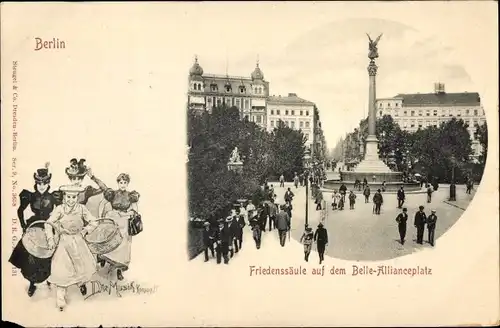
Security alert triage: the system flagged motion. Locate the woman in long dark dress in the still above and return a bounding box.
[8,163,62,297]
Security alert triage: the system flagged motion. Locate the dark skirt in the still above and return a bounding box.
[9,235,52,283]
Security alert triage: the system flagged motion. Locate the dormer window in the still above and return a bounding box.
[239,85,246,93]
[210,82,218,92]
[225,82,232,93]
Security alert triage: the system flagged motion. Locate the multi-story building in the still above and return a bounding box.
[187,56,269,129]
[267,93,315,148]
[376,83,487,157]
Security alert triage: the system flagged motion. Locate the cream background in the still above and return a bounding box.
[1,2,498,327]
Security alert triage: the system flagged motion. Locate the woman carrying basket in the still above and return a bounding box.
[99,173,140,281]
[8,163,62,297]
[45,184,100,311]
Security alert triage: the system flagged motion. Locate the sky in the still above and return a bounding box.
[176,4,497,150]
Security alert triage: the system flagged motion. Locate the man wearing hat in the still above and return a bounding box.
[268,198,278,231]
[228,215,242,255]
[395,207,409,245]
[414,205,427,245]
[300,225,314,262]
[215,218,231,264]
[202,221,215,262]
[426,210,438,247]
[314,222,329,264]
[397,186,406,209]
[372,189,384,215]
[275,205,291,247]
[251,217,262,249]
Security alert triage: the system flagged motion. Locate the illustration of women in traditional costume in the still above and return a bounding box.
[45,184,99,311]
[99,173,140,281]
[64,158,108,205]
[8,163,62,297]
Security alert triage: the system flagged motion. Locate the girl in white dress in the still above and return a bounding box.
[45,184,98,311]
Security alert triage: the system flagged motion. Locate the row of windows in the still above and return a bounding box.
[270,120,310,129]
[193,83,265,95]
[269,109,310,116]
[379,102,400,108]
[380,108,481,117]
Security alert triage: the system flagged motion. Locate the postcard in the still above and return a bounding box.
[2,2,498,327]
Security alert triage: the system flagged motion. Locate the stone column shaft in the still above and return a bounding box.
[367,61,378,137]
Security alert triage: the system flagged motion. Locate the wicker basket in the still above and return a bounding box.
[84,218,122,255]
[22,220,60,259]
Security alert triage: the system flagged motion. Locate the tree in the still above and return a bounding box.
[475,122,488,164]
[269,120,307,180]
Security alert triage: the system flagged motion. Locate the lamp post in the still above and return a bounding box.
[304,149,312,228]
[449,155,456,201]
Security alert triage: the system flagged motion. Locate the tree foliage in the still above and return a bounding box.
[187,105,307,221]
[342,116,479,183]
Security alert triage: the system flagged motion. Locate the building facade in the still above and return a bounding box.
[267,93,315,148]
[187,56,269,129]
[376,83,487,157]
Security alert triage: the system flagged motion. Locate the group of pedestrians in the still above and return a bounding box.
[201,181,295,265]
[395,205,438,246]
[299,222,329,264]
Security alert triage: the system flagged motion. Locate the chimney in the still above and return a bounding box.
[434,82,445,94]
[288,93,297,97]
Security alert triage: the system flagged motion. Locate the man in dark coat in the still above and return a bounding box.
[339,183,347,203]
[372,189,384,214]
[426,210,438,246]
[251,218,262,249]
[284,188,294,205]
[314,222,329,264]
[268,199,277,231]
[275,205,291,247]
[202,222,215,262]
[363,185,371,203]
[230,216,242,254]
[215,219,231,264]
[414,205,427,245]
[397,186,405,209]
[395,208,409,245]
[236,212,246,249]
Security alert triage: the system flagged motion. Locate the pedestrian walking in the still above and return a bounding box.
[246,201,256,221]
[414,205,427,245]
[229,216,242,254]
[315,189,323,211]
[294,173,299,189]
[251,218,262,249]
[279,174,285,188]
[284,188,294,206]
[348,190,356,210]
[300,225,314,262]
[426,210,437,246]
[215,219,231,264]
[395,208,409,245]
[381,181,386,192]
[362,177,368,190]
[314,222,328,264]
[331,190,339,210]
[466,179,473,194]
[275,205,291,247]
[284,202,293,227]
[363,185,371,203]
[226,216,236,258]
[426,184,433,203]
[397,186,405,208]
[268,199,277,231]
[372,189,383,215]
[339,183,347,203]
[202,222,215,262]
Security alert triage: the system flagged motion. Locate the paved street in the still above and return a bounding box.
[191,182,477,264]
[275,182,475,261]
